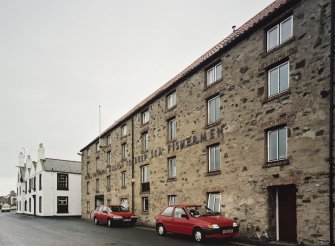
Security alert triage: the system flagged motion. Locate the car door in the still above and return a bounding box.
[171,207,193,235]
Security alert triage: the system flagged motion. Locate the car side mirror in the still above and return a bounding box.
[181,214,188,219]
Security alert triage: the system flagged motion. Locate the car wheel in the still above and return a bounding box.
[94,217,99,225]
[156,223,166,236]
[193,228,205,243]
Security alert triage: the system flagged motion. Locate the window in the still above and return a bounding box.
[87,148,91,157]
[122,143,127,160]
[39,174,42,190]
[141,165,150,192]
[168,195,176,206]
[121,171,126,187]
[167,92,176,109]
[96,157,99,172]
[142,132,148,151]
[25,181,27,194]
[208,145,221,172]
[28,178,31,193]
[96,179,100,193]
[57,196,68,213]
[208,193,221,212]
[107,176,111,189]
[107,151,112,165]
[268,127,287,162]
[39,196,42,213]
[208,96,220,124]
[168,157,176,179]
[87,201,90,213]
[161,206,173,216]
[142,110,149,124]
[29,198,31,212]
[268,61,289,97]
[174,207,187,218]
[142,197,149,212]
[87,182,90,194]
[33,177,36,191]
[86,161,89,174]
[96,141,100,152]
[107,134,112,145]
[267,16,293,51]
[57,173,68,190]
[121,125,127,137]
[168,118,176,140]
[207,63,222,86]
[121,198,128,209]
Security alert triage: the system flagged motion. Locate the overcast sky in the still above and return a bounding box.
[0,0,273,196]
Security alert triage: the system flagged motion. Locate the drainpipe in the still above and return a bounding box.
[329,0,334,244]
[131,116,135,213]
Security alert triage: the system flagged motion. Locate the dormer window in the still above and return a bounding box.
[267,16,293,51]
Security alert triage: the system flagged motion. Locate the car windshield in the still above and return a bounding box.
[109,206,129,212]
[186,205,220,217]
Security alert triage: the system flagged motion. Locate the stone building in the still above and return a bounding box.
[80,0,334,244]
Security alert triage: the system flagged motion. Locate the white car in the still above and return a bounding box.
[1,204,11,212]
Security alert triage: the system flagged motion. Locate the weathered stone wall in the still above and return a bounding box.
[81,0,332,245]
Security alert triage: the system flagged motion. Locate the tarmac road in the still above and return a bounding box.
[0,212,263,246]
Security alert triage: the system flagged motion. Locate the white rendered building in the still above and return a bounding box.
[16,144,81,216]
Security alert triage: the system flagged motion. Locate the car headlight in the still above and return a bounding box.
[112,215,123,219]
[208,224,220,229]
[233,222,238,227]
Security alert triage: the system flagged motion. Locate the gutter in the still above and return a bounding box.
[131,116,135,213]
[329,0,334,244]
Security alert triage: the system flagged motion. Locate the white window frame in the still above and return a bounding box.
[207,63,222,86]
[121,125,127,137]
[141,165,149,183]
[142,132,148,151]
[167,92,177,109]
[208,145,221,172]
[268,61,289,97]
[142,110,150,124]
[107,176,111,189]
[142,197,149,212]
[208,193,221,212]
[208,96,220,124]
[168,118,176,140]
[87,148,91,157]
[267,127,288,162]
[122,143,127,159]
[168,157,176,179]
[267,16,293,51]
[96,142,100,152]
[121,171,126,187]
[107,151,112,165]
[168,195,176,206]
[107,134,112,145]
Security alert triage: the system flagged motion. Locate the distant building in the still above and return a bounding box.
[16,144,81,216]
[0,190,17,210]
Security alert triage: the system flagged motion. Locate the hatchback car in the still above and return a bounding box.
[93,205,137,227]
[155,204,239,242]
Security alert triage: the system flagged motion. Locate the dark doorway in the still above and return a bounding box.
[32,195,36,216]
[268,185,297,243]
[95,195,104,209]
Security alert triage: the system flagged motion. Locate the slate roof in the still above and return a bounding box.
[81,0,293,151]
[44,158,81,174]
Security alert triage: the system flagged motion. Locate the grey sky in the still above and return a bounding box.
[0,0,273,195]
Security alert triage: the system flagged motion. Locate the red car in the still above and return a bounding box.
[155,204,239,242]
[93,205,137,227]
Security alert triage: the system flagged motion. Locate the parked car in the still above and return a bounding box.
[93,205,137,227]
[1,204,11,213]
[155,204,239,242]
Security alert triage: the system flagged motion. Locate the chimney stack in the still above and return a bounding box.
[26,155,32,169]
[38,143,45,161]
